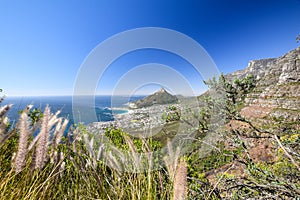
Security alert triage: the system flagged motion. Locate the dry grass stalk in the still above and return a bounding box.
[274,134,300,171]
[0,116,9,141]
[50,118,68,163]
[0,116,9,134]
[173,158,187,200]
[34,106,51,169]
[124,135,140,171]
[0,104,13,143]
[83,134,95,158]
[53,118,62,137]
[49,110,61,127]
[14,105,32,172]
[96,144,104,160]
[164,139,180,180]
[28,132,40,152]
[108,152,122,173]
[59,161,66,177]
[83,134,98,168]
[106,150,123,174]
[59,152,65,175]
[0,104,12,118]
[53,118,68,147]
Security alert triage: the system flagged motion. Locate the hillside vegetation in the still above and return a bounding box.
[0,48,300,199]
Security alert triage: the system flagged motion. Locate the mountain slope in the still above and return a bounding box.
[130,88,178,108]
[226,47,300,120]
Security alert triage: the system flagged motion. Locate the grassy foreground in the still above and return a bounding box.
[0,103,224,199]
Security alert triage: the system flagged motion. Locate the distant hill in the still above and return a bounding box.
[130,88,178,108]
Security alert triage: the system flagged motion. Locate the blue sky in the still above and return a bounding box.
[0,0,300,96]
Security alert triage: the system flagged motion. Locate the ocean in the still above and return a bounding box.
[2,95,144,126]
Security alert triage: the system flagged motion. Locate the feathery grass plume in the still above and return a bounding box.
[0,104,12,118]
[106,151,122,174]
[124,135,140,171]
[71,128,80,154]
[27,110,54,153]
[27,131,40,152]
[59,161,65,177]
[0,116,9,134]
[96,144,104,160]
[83,134,95,158]
[163,139,180,180]
[51,118,62,146]
[58,151,65,177]
[49,110,61,127]
[0,104,12,141]
[83,134,98,168]
[50,150,58,164]
[49,118,69,163]
[0,116,9,142]
[173,158,187,200]
[33,105,51,169]
[14,105,32,172]
[103,144,125,174]
[53,118,68,146]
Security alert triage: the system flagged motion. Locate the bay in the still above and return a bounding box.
[2,95,144,126]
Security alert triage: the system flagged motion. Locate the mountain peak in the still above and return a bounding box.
[130,88,178,108]
[157,87,168,94]
[158,87,166,92]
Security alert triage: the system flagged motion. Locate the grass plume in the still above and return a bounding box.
[173,158,187,200]
[14,105,32,172]
[33,106,51,169]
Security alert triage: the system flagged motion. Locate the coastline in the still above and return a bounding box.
[87,104,177,134]
[112,107,133,119]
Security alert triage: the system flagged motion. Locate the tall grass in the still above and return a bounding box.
[0,104,187,200]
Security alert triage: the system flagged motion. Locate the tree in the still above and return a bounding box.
[161,105,180,122]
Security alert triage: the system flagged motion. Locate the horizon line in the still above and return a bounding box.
[5,93,202,98]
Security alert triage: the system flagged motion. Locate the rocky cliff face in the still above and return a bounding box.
[226,47,300,120]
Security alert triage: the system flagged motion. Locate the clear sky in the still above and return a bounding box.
[0,0,300,96]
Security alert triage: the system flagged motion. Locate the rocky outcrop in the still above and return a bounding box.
[226,58,276,81]
[227,47,300,119]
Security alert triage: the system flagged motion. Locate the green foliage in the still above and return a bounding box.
[105,128,127,149]
[204,74,256,104]
[234,74,256,95]
[105,127,162,152]
[0,133,18,172]
[201,74,256,125]
[168,105,177,111]
[187,143,241,174]
[161,105,180,122]
[18,107,43,126]
[28,108,44,125]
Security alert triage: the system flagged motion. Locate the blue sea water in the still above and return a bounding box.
[2,95,144,125]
